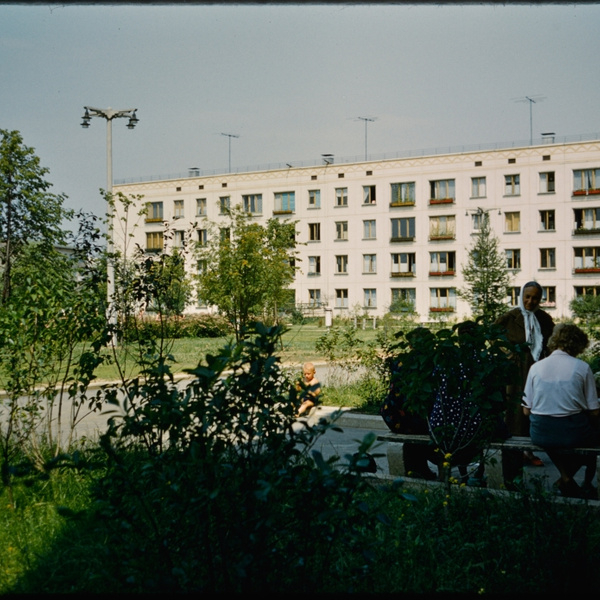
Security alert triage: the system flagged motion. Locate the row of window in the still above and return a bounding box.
[304,247,600,275]
[302,285,600,311]
[146,207,600,243]
[145,168,600,223]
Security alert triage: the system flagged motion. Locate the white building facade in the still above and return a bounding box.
[113,136,600,322]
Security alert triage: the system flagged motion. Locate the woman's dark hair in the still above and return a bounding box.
[547,323,589,357]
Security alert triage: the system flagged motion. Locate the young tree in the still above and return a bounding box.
[458,209,511,322]
[196,205,298,340]
[0,130,73,303]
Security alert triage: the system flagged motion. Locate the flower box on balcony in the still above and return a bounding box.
[574,189,600,196]
[429,198,454,205]
[429,235,455,241]
[390,271,415,278]
[430,307,455,313]
[429,271,456,277]
[574,228,600,236]
[273,210,293,215]
[574,268,600,273]
[390,236,415,243]
[390,201,415,207]
[145,217,164,224]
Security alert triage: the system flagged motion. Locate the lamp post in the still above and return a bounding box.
[81,106,139,343]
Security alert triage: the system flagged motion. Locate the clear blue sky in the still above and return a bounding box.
[2,2,600,219]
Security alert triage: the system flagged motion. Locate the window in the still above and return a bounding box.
[540,286,556,307]
[574,207,600,232]
[363,219,376,239]
[472,212,485,231]
[429,215,456,240]
[575,286,600,297]
[172,230,185,248]
[506,249,521,270]
[196,198,207,216]
[173,199,184,219]
[274,191,295,214]
[391,288,416,307]
[363,254,377,274]
[539,209,555,231]
[430,251,456,274]
[574,247,600,270]
[430,287,456,311]
[335,221,348,240]
[363,185,376,204]
[146,201,163,223]
[335,255,348,274]
[335,289,349,308]
[540,248,556,269]
[430,179,455,202]
[146,231,163,252]
[471,177,486,198]
[505,211,520,233]
[504,174,520,195]
[539,172,555,193]
[309,222,321,241]
[364,289,377,308]
[507,287,520,307]
[308,189,321,209]
[197,259,208,275]
[308,289,321,307]
[573,168,600,194]
[243,194,262,214]
[335,187,348,207]
[391,252,416,276]
[219,196,230,214]
[391,182,415,205]
[197,229,208,246]
[219,227,230,242]
[391,217,415,241]
[308,256,321,276]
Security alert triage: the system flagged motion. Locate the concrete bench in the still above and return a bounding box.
[376,432,600,490]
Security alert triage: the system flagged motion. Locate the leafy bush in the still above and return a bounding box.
[93,322,382,592]
[122,313,232,341]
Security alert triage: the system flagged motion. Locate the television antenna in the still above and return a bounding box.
[221,132,240,172]
[355,116,377,160]
[512,95,546,145]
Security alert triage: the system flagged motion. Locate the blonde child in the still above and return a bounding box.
[296,362,322,417]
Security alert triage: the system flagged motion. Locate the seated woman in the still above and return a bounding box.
[522,323,600,498]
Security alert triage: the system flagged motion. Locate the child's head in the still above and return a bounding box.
[303,362,316,381]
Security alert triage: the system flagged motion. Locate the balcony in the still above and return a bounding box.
[390,271,415,278]
[429,197,454,205]
[573,227,600,236]
[429,270,456,277]
[429,234,455,241]
[573,189,600,197]
[273,209,293,215]
[390,236,415,243]
[390,201,415,207]
[574,267,600,274]
[429,306,455,313]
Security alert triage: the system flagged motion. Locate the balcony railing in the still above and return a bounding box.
[573,227,600,235]
[390,236,415,243]
[573,189,600,196]
[390,271,415,278]
[390,201,415,207]
[574,267,600,273]
[429,270,456,276]
[430,306,455,312]
[429,197,455,205]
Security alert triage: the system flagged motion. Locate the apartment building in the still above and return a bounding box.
[112,135,600,322]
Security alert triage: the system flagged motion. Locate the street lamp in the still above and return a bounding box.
[81,106,139,343]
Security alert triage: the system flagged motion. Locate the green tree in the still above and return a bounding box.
[196,205,298,340]
[458,209,511,322]
[0,130,73,303]
[570,294,600,329]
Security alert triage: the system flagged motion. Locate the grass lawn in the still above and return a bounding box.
[91,323,385,382]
